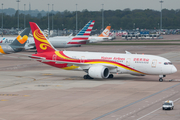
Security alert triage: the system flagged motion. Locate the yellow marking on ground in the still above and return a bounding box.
[1,99,8,101]
[64,78,78,80]
[56,85,61,87]
[23,95,30,97]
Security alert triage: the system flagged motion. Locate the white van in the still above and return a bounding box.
[162,100,174,110]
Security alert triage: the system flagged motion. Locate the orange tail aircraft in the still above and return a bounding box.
[99,26,111,37]
[88,26,113,43]
[0,28,30,54]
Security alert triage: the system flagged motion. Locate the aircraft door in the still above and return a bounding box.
[126,58,131,66]
[52,54,57,61]
[151,59,157,68]
[80,56,85,63]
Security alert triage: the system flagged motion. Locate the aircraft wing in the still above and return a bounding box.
[28,56,118,69]
[6,54,118,70]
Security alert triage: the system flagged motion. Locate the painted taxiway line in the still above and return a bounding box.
[93,83,180,120]
[136,96,180,120]
[114,91,177,120]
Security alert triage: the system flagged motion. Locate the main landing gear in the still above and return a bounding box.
[159,75,166,82]
[108,74,114,79]
[83,74,114,79]
[83,75,93,79]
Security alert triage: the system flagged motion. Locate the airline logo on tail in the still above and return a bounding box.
[33,29,53,51]
[30,22,55,53]
[69,20,95,44]
[16,35,28,44]
[76,20,95,37]
[0,38,5,43]
[99,26,111,37]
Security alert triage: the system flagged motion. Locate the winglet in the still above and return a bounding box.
[29,22,56,53]
[99,26,111,37]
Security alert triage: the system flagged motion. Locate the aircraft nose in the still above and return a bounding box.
[171,66,177,73]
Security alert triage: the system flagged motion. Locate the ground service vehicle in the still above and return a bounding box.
[162,100,174,110]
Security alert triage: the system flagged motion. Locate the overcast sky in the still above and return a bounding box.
[1,0,180,12]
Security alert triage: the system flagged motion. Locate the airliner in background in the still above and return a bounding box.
[0,20,95,49]
[0,21,114,49]
[29,22,177,82]
[0,28,30,54]
[88,26,113,43]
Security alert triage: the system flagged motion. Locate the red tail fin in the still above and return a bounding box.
[29,22,55,53]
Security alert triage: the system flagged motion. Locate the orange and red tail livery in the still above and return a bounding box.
[99,26,111,37]
[29,22,55,53]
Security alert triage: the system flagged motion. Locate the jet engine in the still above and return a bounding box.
[88,65,109,79]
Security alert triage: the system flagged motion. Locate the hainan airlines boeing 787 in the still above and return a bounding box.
[29,22,177,82]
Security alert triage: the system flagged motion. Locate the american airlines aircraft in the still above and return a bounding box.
[0,20,95,49]
[0,28,30,54]
[29,22,177,82]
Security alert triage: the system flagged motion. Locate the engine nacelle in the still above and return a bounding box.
[88,65,109,79]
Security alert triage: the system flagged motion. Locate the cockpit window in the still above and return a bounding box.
[164,62,173,65]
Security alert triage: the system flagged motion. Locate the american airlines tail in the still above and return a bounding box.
[29,22,56,53]
[67,20,95,45]
[75,20,95,37]
[98,26,111,37]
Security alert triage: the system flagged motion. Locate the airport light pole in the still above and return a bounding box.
[76,4,78,34]
[102,4,104,30]
[17,0,20,31]
[134,23,135,30]
[48,4,50,39]
[1,3,3,37]
[160,0,163,34]
[24,4,26,29]
[52,4,54,32]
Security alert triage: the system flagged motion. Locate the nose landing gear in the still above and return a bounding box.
[159,75,166,82]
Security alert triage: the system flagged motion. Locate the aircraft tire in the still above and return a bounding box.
[83,75,93,79]
[108,74,114,79]
[159,78,163,82]
[83,75,88,79]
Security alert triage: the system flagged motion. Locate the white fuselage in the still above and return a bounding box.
[60,51,177,75]
[88,36,111,43]
[0,36,82,48]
